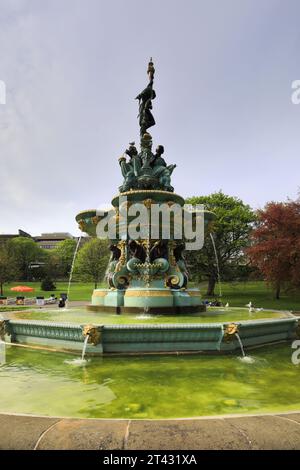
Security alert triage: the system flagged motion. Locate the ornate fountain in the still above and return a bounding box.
[76,59,214,314]
[1,61,298,356]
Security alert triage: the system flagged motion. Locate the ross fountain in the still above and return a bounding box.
[0,60,299,357]
[76,59,214,315]
[1,60,300,425]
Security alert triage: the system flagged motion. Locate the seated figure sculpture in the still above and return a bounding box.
[118,142,140,192]
[150,240,168,262]
[106,244,122,287]
[151,145,176,192]
[118,137,176,193]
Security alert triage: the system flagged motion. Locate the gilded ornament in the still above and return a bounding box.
[82,325,101,346]
[143,198,153,209]
[223,323,239,342]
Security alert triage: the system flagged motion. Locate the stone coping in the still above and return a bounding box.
[1,411,300,450]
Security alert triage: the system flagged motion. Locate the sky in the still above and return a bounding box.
[0,0,299,236]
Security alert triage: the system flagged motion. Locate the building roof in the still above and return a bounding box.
[0,229,32,240]
[34,233,74,241]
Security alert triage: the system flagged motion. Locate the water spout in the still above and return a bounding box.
[235,333,255,363]
[209,233,222,297]
[67,236,82,304]
[0,340,5,365]
[235,332,245,357]
[81,335,89,361]
[144,238,151,288]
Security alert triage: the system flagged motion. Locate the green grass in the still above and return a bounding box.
[2,280,300,311]
[1,281,103,302]
[0,306,31,312]
[207,281,300,311]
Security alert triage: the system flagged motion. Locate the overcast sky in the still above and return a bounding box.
[0,0,299,236]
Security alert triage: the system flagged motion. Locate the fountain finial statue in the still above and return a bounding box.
[136,58,156,137]
[118,59,176,193]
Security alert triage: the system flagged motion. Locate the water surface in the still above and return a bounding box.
[0,344,299,419]
[6,306,286,325]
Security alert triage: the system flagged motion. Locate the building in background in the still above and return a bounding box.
[0,230,89,249]
[0,229,32,242]
[34,232,74,250]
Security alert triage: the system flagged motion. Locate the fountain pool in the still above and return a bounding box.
[0,343,299,419]
[1,61,299,426]
[3,306,289,325]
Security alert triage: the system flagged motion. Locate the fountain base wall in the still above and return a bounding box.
[2,316,297,356]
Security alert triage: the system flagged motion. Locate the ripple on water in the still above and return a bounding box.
[64,358,90,367]
[238,356,256,364]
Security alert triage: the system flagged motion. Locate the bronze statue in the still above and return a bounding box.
[118,59,177,193]
[150,240,168,262]
[118,142,141,192]
[128,240,146,263]
[136,58,156,137]
[152,146,176,192]
[136,84,156,137]
[147,58,155,81]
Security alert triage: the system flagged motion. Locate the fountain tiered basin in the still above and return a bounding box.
[1,306,298,356]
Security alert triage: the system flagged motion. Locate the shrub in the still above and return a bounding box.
[41,278,56,291]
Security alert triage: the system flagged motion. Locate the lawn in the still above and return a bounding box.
[1,280,300,311]
[1,281,102,302]
[202,281,300,312]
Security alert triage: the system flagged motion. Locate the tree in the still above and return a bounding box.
[186,192,256,296]
[9,237,46,281]
[0,242,19,296]
[53,239,78,278]
[74,239,110,289]
[247,201,300,299]
[40,250,60,287]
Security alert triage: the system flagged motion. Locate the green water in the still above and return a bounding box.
[0,344,299,419]
[5,307,286,325]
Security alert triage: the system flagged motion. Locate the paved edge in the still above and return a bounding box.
[1,412,300,450]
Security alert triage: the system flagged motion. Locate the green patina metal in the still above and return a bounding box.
[75,60,216,314]
[2,315,297,355]
[5,61,297,357]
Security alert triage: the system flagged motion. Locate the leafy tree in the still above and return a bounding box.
[53,239,78,278]
[186,192,256,296]
[41,250,60,285]
[247,201,300,299]
[74,239,110,289]
[9,237,46,281]
[0,242,19,295]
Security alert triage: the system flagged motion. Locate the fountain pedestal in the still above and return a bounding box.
[90,287,206,314]
[76,60,216,314]
[78,189,213,314]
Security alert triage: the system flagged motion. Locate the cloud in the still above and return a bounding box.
[1,0,300,235]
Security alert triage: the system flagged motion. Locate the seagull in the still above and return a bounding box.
[225,302,229,308]
[246,301,253,308]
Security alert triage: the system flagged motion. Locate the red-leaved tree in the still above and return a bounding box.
[247,201,300,299]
